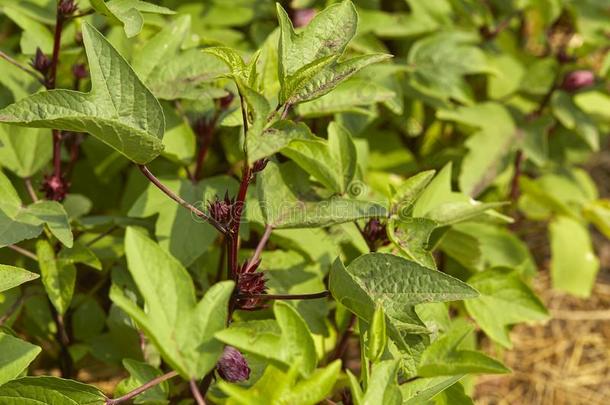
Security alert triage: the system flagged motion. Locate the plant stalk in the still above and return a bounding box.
[0,51,45,83]
[137,165,227,234]
[105,371,178,405]
[236,291,329,301]
[7,245,38,261]
[189,379,206,405]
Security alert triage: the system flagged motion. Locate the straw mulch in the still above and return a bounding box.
[474,269,610,405]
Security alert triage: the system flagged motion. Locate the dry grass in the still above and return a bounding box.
[475,272,610,405]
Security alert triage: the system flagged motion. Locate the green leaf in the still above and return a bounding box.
[257,161,386,228]
[366,305,387,363]
[203,47,248,79]
[36,239,76,316]
[584,199,610,239]
[274,301,318,377]
[418,321,510,376]
[362,360,402,405]
[216,302,317,377]
[72,297,106,342]
[390,170,436,216]
[347,370,364,405]
[401,375,464,405]
[0,125,51,178]
[0,376,106,404]
[89,0,175,38]
[247,120,315,165]
[0,172,73,248]
[464,268,549,348]
[27,201,73,248]
[437,102,517,196]
[218,361,341,405]
[276,1,391,105]
[110,227,233,379]
[215,320,284,366]
[551,91,599,151]
[0,23,165,164]
[329,253,478,335]
[132,15,190,83]
[434,383,474,405]
[0,332,41,385]
[328,122,358,192]
[387,217,438,269]
[129,175,238,266]
[277,0,357,81]
[114,359,169,404]
[425,200,508,226]
[411,164,456,218]
[58,243,102,271]
[132,17,225,101]
[281,138,343,192]
[283,54,392,106]
[407,32,490,104]
[0,265,39,293]
[296,78,396,117]
[549,216,600,298]
[1,5,53,54]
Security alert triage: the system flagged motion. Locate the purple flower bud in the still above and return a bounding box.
[363,219,389,248]
[41,173,70,201]
[236,259,267,309]
[217,346,250,382]
[31,48,51,75]
[252,158,269,174]
[217,92,234,110]
[561,70,595,92]
[72,63,88,80]
[58,0,78,16]
[291,8,316,28]
[207,192,235,225]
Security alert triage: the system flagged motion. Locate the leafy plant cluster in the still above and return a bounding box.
[0,0,608,404]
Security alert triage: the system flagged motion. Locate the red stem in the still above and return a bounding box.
[137,165,227,234]
[48,6,64,90]
[105,371,178,405]
[47,4,66,189]
[52,130,62,178]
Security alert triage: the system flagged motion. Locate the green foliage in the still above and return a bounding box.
[110,227,233,379]
[0,24,165,164]
[0,0,608,403]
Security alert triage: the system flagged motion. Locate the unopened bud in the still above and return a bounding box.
[291,9,316,28]
[41,173,70,201]
[363,219,389,248]
[31,48,51,76]
[58,0,78,16]
[218,92,234,110]
[236,259,267,309]
[561,70,595,92]
[252,158,269,174]
[72,63,88,80]
[207,192,234,225]
[217,346,250,382]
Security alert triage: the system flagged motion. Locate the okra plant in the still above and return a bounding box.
[0,0,608,404]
